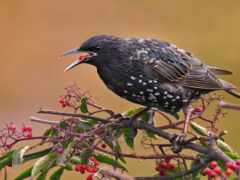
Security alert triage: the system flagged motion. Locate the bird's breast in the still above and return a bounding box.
[96,66,200,114]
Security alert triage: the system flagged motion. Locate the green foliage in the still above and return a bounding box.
[80,150,93,164]
[123,127,137,149]
[80,97,88,113]
[31,152,57,177]
[49,167,64,180]
[94,154,127,171]
[14,166,33,180]
[0,104,238,180]
[0,151,14,170]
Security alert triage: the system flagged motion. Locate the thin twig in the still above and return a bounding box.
[220,101,240,111]
[38,108,110,123]
[30,116,59,125]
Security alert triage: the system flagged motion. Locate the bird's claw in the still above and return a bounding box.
[171,133,186,153]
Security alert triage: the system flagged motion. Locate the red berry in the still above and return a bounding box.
[75,164,87,174]
[159,162,168,169]
[213,166,222,175]
[90,157,100,166]
[59,99,65,104]
[166,163,175,170]
[226,162,238,171]
[75,164,82,172]
[208,171,216,177]
[236,160,240,166]
[202,167,212,176]
[210,161,218,169]
[159,170,166,176]
[225,168,233,177]
[86,175,93,180]
[22,125,32,133]
[86,166,98,173]
[101,144,106,149]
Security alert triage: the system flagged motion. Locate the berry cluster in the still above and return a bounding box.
[59,97,71,108]
[22,125,33,138]
[155,158,175,176]
[203,160,240,178]
[75,157,100,180]
[0,123,33,149]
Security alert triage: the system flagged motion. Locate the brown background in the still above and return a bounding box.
[0,0,240,178]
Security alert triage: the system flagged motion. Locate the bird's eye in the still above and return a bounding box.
[87,46,100,52]
[95,46,101,50]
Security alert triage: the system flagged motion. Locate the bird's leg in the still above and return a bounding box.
[172,105,194,153]
[182,105,194,135]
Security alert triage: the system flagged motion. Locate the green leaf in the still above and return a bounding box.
[23,148,52,162]
[59,121,68,129]
[190,122,234,153]
[94,154,127,171]
[31,152,57,177]
[225,151,240,160]
[217,139,234,153]
[139,111,154,123]
[82,119,98,127]
[36,172,47,180]
[70,150,97,165]
[122,107,143,117]
[190,160,202,180]
[12,146,30,168]
[43,128,58,137]
[0,151,14,170]
[0,151,14,162]
[190,122,208,136]
[14,166,33,180]
[49,167,64,180]
[123,128,137,149]
[102,138,126,164]
[80,97,88,113]
[80,149,93,164]
[70,156,81,164]
[63,163,73,170]
[57,142,74,165]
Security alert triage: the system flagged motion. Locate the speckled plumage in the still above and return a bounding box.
[65,35,240,116]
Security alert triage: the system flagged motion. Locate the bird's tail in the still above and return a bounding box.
[219,79,240,98]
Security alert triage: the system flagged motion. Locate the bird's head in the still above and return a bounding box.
[62,35,121,71]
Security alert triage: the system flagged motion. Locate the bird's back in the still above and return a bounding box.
[94,36,240,114]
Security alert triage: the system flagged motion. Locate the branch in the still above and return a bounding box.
[220,101,240,111]
[96,147,197,161]
[30,116,59,125]
[37,108,110,123]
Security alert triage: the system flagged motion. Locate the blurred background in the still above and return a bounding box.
[0,0,240,178]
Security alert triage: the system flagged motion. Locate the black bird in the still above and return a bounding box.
[62,35,240,118]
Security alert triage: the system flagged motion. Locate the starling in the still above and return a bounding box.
[62,35,240,117]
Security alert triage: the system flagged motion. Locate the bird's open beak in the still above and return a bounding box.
[61,48,97,72]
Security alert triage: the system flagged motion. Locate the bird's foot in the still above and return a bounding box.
[171,133,187,153]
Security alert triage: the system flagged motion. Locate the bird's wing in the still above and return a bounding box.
[143,44,223,90]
